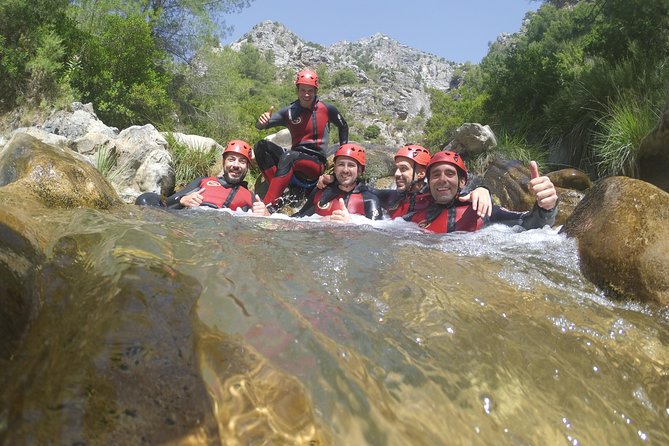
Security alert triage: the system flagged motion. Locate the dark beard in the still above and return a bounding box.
[223,170,245,185]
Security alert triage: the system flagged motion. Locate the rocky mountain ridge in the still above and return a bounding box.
[230,21,463,146]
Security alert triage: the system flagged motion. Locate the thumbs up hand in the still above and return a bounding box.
[528,161,558,210]
[256,106,275,129]
[329,198,351,224]
[252,194,270,216]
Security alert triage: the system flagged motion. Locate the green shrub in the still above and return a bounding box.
[95,146,119,180]
[364,124,381,140]
[332,69,358,87]
[469,132,548,176]
[593,95,659,177]
[164,133,220,189]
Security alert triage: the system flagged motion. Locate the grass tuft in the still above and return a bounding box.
[593,95,659,178]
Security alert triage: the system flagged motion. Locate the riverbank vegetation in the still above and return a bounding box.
[1,0,667,179]
[424,0,669,176]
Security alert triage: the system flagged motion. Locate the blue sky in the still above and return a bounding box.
[220,0,539,64]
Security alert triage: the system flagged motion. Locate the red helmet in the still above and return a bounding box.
[334,144,366,171]
[295,69,319,88]
[427,151,468,181]
[223,139,252,163]
[395,144,431,167]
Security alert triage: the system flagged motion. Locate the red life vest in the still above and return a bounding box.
[312,188,366,217]
[409,201,484,233]
[388,193,431,219]
[197,177,254,210]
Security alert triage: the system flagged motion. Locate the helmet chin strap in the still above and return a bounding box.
[408,165,416,191]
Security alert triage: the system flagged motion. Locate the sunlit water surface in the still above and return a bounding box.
[5,206,669,445]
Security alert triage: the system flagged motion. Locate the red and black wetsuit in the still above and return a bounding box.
[164,176,256,211]
[255,97,348,205]
[292,182,382,221]
[404,194,557,233]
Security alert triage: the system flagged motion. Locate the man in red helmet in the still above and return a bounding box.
[405,151,558,233]
[317,144,493,219]
[293,144,382,223]
[254,68,349,209]
[135,140,269,215]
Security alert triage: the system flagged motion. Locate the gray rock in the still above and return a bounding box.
[447,123,498,155]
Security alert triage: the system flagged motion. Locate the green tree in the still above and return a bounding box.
[459,0,669,173]
[424,67,487,149]
[0,0,75,109]
[68,14,173,128]
[332,69,358,87]
[70,0,254,61]
[175,45,291,145]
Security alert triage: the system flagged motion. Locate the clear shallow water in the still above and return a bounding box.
[2,206,668,445]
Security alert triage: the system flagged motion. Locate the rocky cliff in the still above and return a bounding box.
[230,21,462,146]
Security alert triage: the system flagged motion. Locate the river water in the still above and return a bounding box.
[2,206,668,445]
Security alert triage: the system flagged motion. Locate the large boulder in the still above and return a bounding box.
[0,133,121,209]
[547,168,592,191]
[561,177,669,306]
[41,102,117,139]
[0,139,322,443]
[0,132,121,360]
[3,104,176,203]
[113,125,174,201]
[265,128,292,148]
[445,123,497,156]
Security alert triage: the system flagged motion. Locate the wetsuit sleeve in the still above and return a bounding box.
[326,103,349,144]
[257,106,288,130]
[165,177,205,209]
[488,202,558,230]
[291,188,318,218]
[368,187,399,211]
[362,190,383,220]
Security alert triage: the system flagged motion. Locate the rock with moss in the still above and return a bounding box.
[561,177,669,306]
[0,133,122,209]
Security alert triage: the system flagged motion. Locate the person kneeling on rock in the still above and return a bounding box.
[135,139,269,216]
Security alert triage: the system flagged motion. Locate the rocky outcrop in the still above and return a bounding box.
[164,132,223,153]
[230,21,460,146]
[112,124,173,201]
[561,177,669,306]
[2,103,178,203]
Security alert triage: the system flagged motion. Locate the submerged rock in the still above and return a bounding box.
[561,176,669,306]
[0,136,326,443]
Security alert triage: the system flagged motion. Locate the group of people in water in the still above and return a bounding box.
[136,68,559,233]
